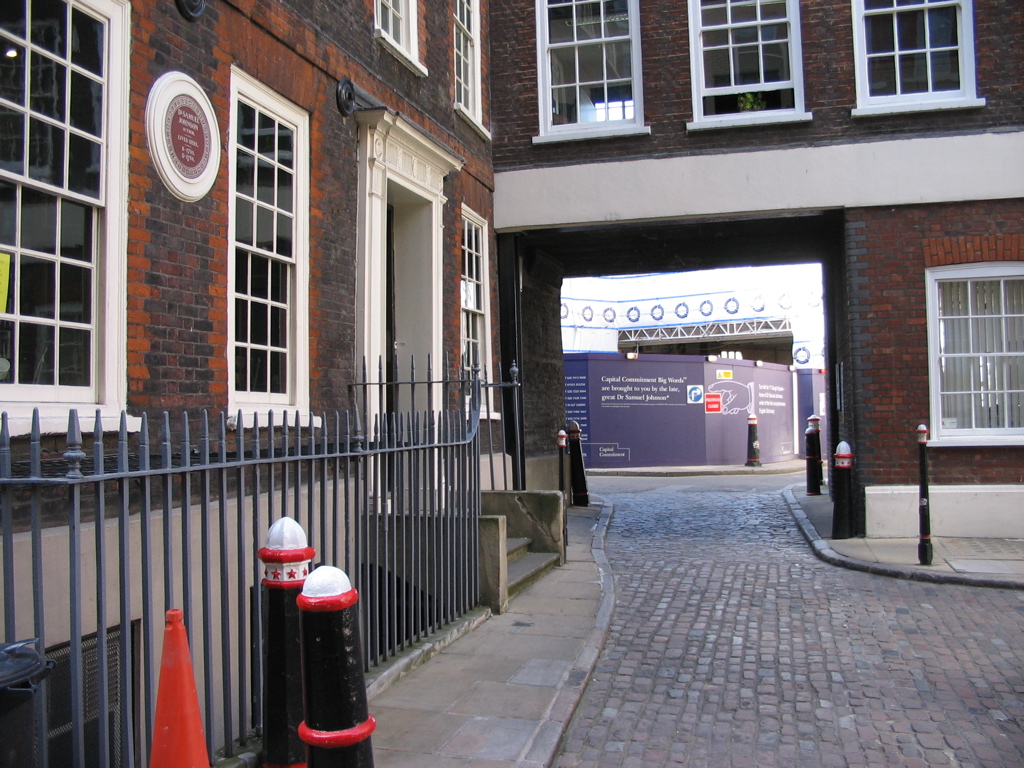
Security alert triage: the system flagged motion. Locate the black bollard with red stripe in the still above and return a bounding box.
[298,566,375,768]
[259,516,316,768]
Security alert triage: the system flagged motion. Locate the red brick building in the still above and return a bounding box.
[490,0,1024,535]
[2,0,497,434]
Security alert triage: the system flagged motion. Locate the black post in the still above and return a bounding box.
[917,424,933,565]
[805,415,821,496]
[567,420,589,506]
[557,429,567,496]
[832,441,853,539]
[745,414,761,467]
[259,517,315,768]
[298,566,375,768]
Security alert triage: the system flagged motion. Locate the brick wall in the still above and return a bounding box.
[127,0,495,421]
[491,0,1024,170]
[843,200,1024,488]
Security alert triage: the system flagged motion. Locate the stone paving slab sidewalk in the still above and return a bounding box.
[368,500,614,767]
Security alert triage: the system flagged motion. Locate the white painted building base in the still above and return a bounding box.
[866,485,1024,538]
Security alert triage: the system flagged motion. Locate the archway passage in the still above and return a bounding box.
[497,210,845,503]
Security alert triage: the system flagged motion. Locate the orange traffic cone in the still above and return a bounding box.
[149,609,209,768]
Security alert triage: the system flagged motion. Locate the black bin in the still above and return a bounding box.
[0,640,54,765]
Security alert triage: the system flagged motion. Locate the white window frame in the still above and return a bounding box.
[460,206,491,375]
[686,0,812,130]
[851,0,984,117]
[227,68,310,424]
[926,263,1024,447]
[454,0,489,138]
[0,0,132,436]
[533,0,649,144]
[376,0,428,77]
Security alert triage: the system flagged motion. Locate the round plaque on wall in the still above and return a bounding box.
[145,72,221,201]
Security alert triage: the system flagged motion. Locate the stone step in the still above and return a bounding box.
[508,551,560,599]
[507,537,532,562]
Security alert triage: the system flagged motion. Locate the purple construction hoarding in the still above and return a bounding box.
[565,353,803,468]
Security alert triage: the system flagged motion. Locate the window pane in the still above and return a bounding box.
[0,319,14,382]
[930,50,959,91]
[234,297,247,341]
[603,0,629,36]
[70,7,104,75]
[277,169,293,212]
[704,48,731,87]
[270,259,288,303]
[866,16,894,53]
[938,280,968,316]
[940,356,971,393]
[277,125,293,169]
[928,6,957,47]
[550,47,576,85]
[58,326,88,385]
[578,43,603,82]
[30,52,65,120]
[940,393,972,429]
[20,255,55,317]
[21,188,57,253]
[275,213,291,258]
[762,42,789,81]
[548,4,574,44]
[234,346,247,390]
[940,317,969,354]
[551,86,577,124]
[237,102,256,150]
[0,0,26,37]
[734,46,761,85]
[67,132,100,197]
[0,180,16,245]
[28,117,65,186]
[761,0,787,20]
[18,322,54,383]
[0,253,15,314]
[0,40,26,105]
[236,199,253,245]
[576,2,601,40]
[1005,280,1024,314]
[31,0,67,56]
[249,348,266,391]
[270,305,285,347]
[972,280,1001,315]
[898,52,927,93]
[0,107,25,175]
[974,392,1004,429]
[69,70,102,136]
[58,261,89,321]
[256,158,274,204]
[236,150,254,198]
[732,1,757,23]
[251,254,268,298]
[256,205,273,251]
[606,40,631,79]
[270,350,285,393]
[60,199,91,261]
[257,113,274,156]
[250,301,267,345]
[896,10,925,50]
[972,317,1002,354]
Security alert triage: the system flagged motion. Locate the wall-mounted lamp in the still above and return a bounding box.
[625,351,639,360]
[706,355,718,362]
[755,360,763,367]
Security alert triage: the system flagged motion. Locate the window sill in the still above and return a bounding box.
[686,110,813,131]
[0,405,142,438]
[375,31,429,78]
[455,104,491,141]
[852,96,985,118]
[532,123,651,144]
[926,435,1024,448]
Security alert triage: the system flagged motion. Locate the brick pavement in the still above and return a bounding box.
[553,488,1024,768]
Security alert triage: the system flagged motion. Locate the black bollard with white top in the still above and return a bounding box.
[832,441,853,539]
[805,415,822,496]
[745,413,761,467]
[298,566,375,767]
[259,516,316,768]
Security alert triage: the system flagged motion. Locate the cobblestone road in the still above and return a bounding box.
[555,485,1024,768]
